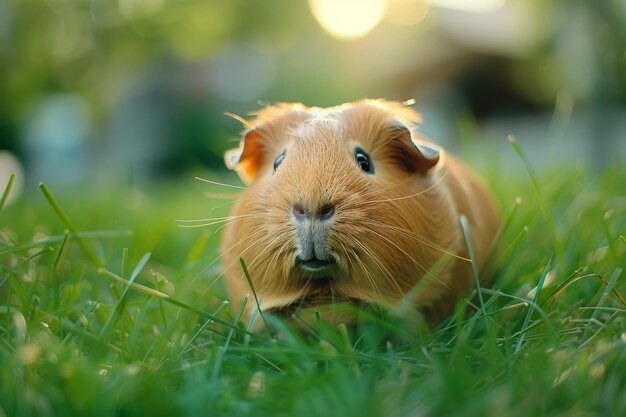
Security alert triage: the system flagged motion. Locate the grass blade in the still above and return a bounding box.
[509,135,562,270]
[484,196,522,269]
[211,294,248,382]
[514,255,552,355]
[0,230,132,256]
[602,210,618,262]
[390,253,452,318]
[180,300,229,357]
[153,271,168,332]
[52,231,70,336]
[97,268,263,340]
[240,257,269,331]
[121,247,129,278]
[540,267,584,307]
[0,172,16,211]
[546,273,626,310]
[460,214,484,312]
[583,267,622,340]
[63,300,99,344]
[484,226,528,279]
[99,253,151,340]
[39,183,104,268]
[184,232,209,264]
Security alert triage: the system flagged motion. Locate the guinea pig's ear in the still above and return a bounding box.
[224,128,264,184]
[387,121,440,174]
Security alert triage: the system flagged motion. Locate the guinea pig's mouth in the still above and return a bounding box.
[294,255,337,275]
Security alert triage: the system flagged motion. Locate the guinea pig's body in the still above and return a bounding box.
[220,100,499,324]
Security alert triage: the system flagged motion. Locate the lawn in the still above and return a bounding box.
[0,139,625,417]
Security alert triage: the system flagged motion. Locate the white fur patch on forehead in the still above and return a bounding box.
[307,107,330,118]
[291,116,343,140]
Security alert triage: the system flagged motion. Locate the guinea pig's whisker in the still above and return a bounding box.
[348,244,384,299]
[294,281,312,312]
[263,240,293,293]
[176,213,268,229]
[244,233,289,280]
[348,149,440,203]
[219,228,269,264]
[361,220,471,262]
[176,213,264,223]
[351,235,402,298]
[177,222,224,228]
[195,176,247,190]
[213,219,244,236]
[365,240,410,297]
[189,228,269,290]
[357,169,450,206]
[337,241,354,275]
[346,243,380,297]
[364,227,451,291]
[273,241,294,270]
[189,227,269,291]
[210,212,273,235]
[189,230,280,309]
[223,111,251,128]
[351,177,413,201]
[206,199,238,212]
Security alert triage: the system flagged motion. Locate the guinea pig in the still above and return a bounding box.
[219,99,500,325]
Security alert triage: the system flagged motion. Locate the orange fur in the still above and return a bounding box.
[220,99,500,324]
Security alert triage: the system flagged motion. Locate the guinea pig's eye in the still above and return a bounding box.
[273,150,286,172]
[354,147,374,174]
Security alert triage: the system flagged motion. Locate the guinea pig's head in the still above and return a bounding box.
[221,100,453,319]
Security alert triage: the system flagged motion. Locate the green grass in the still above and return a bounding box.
[1,144,625,417]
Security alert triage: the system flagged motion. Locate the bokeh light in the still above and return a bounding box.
[309,0,387,40]
[386,0,430,26]
[430,0,506,13]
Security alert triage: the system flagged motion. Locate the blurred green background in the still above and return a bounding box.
[0,0,625,194]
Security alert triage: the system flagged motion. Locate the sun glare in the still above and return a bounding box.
[309,0,387,40]
[429,0,506,13]
[386,0,430,26]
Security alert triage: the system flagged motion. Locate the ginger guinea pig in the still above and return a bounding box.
[220,99,499,324]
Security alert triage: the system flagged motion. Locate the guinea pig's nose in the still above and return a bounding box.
[293,204,306,221]
[292,203,335,221]
[319,204,335,221]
